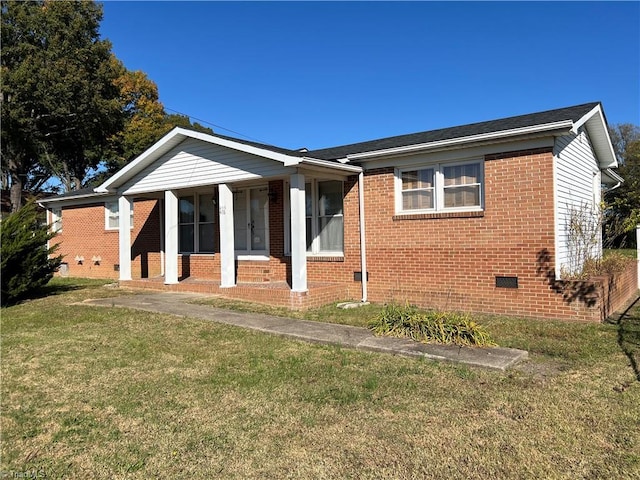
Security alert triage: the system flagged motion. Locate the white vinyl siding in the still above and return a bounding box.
[122,138,290,195]
[554,130,601,278]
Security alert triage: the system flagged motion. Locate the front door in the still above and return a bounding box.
[234,187,269,255]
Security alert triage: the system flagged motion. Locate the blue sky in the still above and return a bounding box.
[100,1,640,150]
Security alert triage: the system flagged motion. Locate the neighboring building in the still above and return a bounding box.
[40,102,637,321]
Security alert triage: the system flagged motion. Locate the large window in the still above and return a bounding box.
[105,201,133,230]
[396,161,483,213]
[287,179,344,255]
[179,193,215,253]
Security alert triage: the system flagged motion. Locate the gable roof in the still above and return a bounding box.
[41,102,618,203]
[306,102,616,166]
[95,128,360,193]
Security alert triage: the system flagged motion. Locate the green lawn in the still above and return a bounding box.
[2,280,639,479]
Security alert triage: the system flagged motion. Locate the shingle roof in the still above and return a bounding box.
[212,132,307,158]
[41,102,605,203]
[305,102,601,161]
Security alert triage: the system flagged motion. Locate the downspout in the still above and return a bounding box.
[358,171,368,303]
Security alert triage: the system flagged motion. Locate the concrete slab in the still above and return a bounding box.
[84,292,528,371]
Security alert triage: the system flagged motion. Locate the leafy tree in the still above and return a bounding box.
[88,66,215,184]
[1,0,124,210]
[605,124,640,247]
[1,201,62,306]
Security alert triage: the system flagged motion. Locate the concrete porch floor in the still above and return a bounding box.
[121,276,354,310]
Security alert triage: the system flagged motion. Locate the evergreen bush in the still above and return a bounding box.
[1,202,62,306]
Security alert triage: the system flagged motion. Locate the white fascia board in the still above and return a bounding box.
[572,104,618,169]
[37,191,112,208]
[300,157,362,173]
[344,121,574,162]
[96,127,304,192]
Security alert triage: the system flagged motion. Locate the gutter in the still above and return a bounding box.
[344,120,574,162]
[602,168,624,192]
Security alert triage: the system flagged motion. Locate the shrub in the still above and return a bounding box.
[1,201,63,306]
[368,303,496,347]
[573,251,632,279]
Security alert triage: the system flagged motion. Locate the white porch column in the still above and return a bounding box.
[290,173,308,292]
[164,190,179,284]
[118,195,132,281]
[218,183,236,288]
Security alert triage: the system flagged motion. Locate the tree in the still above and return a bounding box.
[1,201,62,306]
[605,124,640,247]
[2,0,215,207]
[90,66,215,184]
[1,0,124,210]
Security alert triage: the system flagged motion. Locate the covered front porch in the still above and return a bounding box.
[95,128,367,308]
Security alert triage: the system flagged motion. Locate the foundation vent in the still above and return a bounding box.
[495,276,518,288]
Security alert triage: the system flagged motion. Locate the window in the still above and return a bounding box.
[396,161,483,213]
[105,201,134,230]
[443,163,481,208]
[286,179,344,255]
[51,207,62,233]
[179,194,215,253]
[401,169,434,210]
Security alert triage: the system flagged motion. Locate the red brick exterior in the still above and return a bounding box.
[51,199,162,280]
[50,148,639,320]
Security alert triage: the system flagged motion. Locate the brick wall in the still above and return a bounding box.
[52,160,637,321]
[52,199,161,279]
[359,148,638,322]
[361,149,557,317]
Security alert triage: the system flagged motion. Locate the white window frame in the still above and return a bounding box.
[105,201,134,231]
[284,179,344,257]
[395,159,484,214]
[178,193,216,254]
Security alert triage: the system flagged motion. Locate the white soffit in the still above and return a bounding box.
[571,104,618,169]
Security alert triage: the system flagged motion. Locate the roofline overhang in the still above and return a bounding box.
[571,103,618,169]
[37,190,112,208]
[300,157,362,173]
[341,120,575,162]
[95,127,314,193]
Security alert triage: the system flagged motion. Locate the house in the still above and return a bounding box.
[40,102,638,321]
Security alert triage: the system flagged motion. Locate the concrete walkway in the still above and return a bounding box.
[84,291,528,371]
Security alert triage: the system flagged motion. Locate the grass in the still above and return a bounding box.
[2,280,640,479]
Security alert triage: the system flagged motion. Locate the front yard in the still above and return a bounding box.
[1,279,639,479]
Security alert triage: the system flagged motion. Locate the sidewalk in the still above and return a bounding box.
[84,292,528,371]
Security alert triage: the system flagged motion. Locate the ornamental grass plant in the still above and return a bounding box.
[368,302,496,347]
